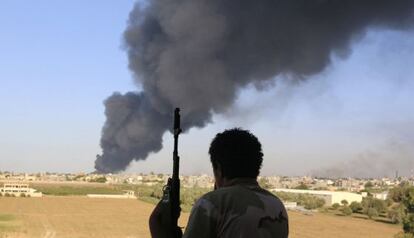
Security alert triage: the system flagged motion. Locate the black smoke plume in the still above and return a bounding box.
[95,0,414,173]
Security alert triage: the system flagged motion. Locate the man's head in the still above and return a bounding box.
[209,128,263,185]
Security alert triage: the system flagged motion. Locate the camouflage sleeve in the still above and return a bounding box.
[183,198,218,238]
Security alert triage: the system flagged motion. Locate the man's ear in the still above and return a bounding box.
[213,163,222,178]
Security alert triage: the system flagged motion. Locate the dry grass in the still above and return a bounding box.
[0,196,402,238]
[288,211,400,238]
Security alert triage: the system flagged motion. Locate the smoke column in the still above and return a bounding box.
[95,0,414,173]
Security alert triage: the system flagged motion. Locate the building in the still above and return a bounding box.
[272,188,364,206]
[87,190,136,199]
[0,183,42,197]
[283,201,298,209]
[373,191,388,200]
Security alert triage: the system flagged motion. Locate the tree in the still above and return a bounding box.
[402,187,414,235]
[258,177,272,189]
[367,207,378,219]
[349,201,363,213]
[362,197,387,214]
[93,177,107,183]
[342,206,352,216]
[404,215,414,235]
[341,199,348,206]
[386,198,394,207]
[365,181,374,189]
[388,204,406,224]
[302,196,325,210]
[332,203,340,210]
[390,182,411,203]
[372,198,387,213]
[294,183,309,190]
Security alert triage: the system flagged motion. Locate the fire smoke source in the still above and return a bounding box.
[95,0,414,173]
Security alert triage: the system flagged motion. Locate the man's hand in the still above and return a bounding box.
[149,200,172,238]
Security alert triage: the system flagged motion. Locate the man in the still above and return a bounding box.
[150,128,289,238]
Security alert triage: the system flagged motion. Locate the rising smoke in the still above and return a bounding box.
[312,139,414,178]
[95,0,414,173]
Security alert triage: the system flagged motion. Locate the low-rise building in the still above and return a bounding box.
[272,188,364,206]
[0,183,42,197]
[373,191,388,200]
[283,201,298,209]
[86,190,136,199]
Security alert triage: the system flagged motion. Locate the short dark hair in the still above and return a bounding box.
[208,128,263,179]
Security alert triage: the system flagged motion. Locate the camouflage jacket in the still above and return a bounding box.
[183,178,289,238]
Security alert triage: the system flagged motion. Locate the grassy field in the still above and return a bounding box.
[29,182,130,196]
[0,214,21,236]
[0,196,402,238]
[28,182,211,212]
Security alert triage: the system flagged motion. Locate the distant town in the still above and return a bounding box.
[2,170,414,236]
[1,171,413,190]
[1,171,414,204]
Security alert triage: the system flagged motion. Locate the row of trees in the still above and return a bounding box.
[0,193,30,197]
[331,182,414,237]
[331,197,388,219]
[389,183,414,237]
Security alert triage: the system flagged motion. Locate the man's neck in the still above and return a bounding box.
[222,177,258,187]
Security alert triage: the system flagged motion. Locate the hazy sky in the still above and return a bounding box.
[1,1,413,177]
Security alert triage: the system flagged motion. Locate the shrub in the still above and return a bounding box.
[342,206,352,216]
[20,193,26,197]
[91,177,107,183]
[294,183,309,190]
[365,181,374,189]
[341,199,349,206]
[403,214,414,235]
[386,198,394,207]
[401,187,414,235]
[367,207,379,219]
[5,193,11,197]
[332,203,340,210]
[389,182,411,203]
[394,232,414,238]
[349,201,363,213]
[362,197,387,213]
[258,178,272,189]
[302,195,325,210]
[388,204,406,224]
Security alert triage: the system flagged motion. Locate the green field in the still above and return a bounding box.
[30,182,211,212]
[0,214,20,234]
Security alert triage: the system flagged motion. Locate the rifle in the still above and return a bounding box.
[162,108,182,238]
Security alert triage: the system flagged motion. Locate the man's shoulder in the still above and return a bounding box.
[187,186,289,237]
[199,185,251,202]
[198,185,285,211]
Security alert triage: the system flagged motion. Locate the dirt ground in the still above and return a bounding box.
[0,196,401,238]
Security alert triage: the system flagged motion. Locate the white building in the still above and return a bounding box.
[373,191,388,200]
[0,183,42,197]
[87,190,136,199]
[283,201,298,209]
[272,188,364,206]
